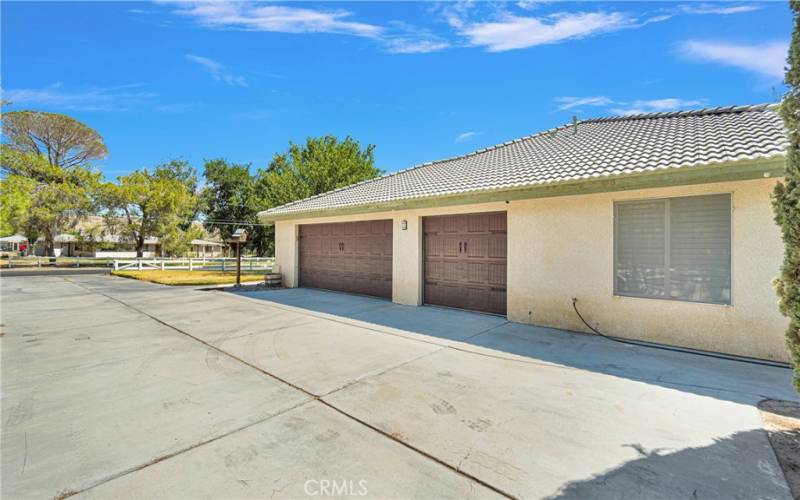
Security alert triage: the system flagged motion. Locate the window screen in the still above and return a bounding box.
[614,194,731,305]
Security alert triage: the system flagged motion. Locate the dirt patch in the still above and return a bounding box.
[759,399,800,499]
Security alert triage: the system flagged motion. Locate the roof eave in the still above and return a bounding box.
[258,155,786,223]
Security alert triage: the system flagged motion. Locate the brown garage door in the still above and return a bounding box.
[423,212,507,315]
[299,220,393,299]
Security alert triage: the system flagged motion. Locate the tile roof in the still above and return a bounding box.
[261,104,787,218]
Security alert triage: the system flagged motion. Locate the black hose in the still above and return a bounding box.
[571,297,790,369]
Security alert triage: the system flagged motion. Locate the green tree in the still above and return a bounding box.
[103,161,198,257]
[202,159,271,255]
[773,0,800,391]
[0,175,34,236]
[258,135,381,208]
[0,148,100,255]
[160,224,204,257]
[2,111,107,171]
[153,159,202,228]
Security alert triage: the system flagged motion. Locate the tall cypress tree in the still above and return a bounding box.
[773,0,800,391]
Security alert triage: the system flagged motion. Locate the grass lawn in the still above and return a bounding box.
[112,270,265,286]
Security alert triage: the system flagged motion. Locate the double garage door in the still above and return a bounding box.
[298,212,507,315]
[298,220,393,299]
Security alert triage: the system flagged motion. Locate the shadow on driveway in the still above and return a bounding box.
[549,428,791,499]
[232,287,797,406]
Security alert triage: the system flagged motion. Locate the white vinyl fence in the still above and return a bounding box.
[113,257,274,272]
[5,256,117,268]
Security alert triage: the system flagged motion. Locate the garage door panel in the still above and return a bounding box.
[466,287,489,311]
[488,212,507,232]
[467,262,486,284]
[465,236,488,258]
[442,260,466,282]
[488,236,507,259]
[488,263,507,287]
[442,215,468,234]
[468,214,489,233]
[369,237,384,255]
[355,237,369,255]
[380,257,392,276]
[488,289,506,314]
[424,212,507,315]
[299,221,392,299]
[424,216,442,235]
[425,260,442,282]
[341,256,356,274]
[424,237,441,258]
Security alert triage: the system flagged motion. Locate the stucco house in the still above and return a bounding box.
[258,104,789,362]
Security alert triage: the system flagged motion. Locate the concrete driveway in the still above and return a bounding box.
[1,275,796,499]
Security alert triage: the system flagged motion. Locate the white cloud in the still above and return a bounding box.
[680,40,787,79]
[610,98,704,116]
[455,131,481,143]
[168,1,452,54]
[553,96,704,115]
[383,21,451,54]
[516,0,550,10]
[385,38,451,54]
[185,54,247,86]
[460,11,633,52]
[170,1,382,38]
[555,96,615,111]
[3,84,156,112]
[679,4,761,15]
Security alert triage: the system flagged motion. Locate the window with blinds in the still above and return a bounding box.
[614,193,731,305]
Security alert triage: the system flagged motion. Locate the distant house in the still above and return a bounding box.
[259,104,789,362]
[27,216,227,258]
[190,239,228,258]
[0,235,29,255]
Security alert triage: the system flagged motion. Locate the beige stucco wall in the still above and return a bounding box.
[273,177,788,361]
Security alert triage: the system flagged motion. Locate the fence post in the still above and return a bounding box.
[161,260,165,271]
[138,259,142,271]
[8,256,12,269]
[222,259,226,272]
[189,258,194,271]
[114,260,119,271]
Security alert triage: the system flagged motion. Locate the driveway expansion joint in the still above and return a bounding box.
[55,398,316,499]
[62,276,517,500]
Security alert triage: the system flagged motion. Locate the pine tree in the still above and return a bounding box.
[773,0,800,391]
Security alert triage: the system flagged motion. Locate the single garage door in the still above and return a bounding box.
[423,212,507,315]
[298,220,393,299]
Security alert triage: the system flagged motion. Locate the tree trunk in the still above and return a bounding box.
[45,227,56,257]
[136,235,144,258]
[45,239,55,257]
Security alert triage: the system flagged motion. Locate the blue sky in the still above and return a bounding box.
[1,1,791,179]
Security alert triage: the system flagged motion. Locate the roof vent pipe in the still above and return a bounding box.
[572,115,578,135]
